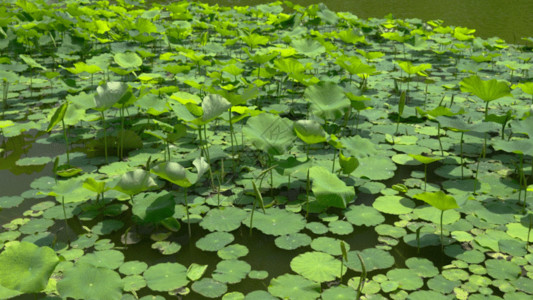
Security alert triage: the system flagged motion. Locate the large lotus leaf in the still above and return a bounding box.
[268,274,320,300]
[144,263,188,292]
[191,278,227,298]
[114,52,142,69]
[290,251,344,283]
[196,232,234,251]
[510,115,533,138]
[0,242,59,293]
[397,61,431,75]
[373,195,415,215]
[150,161,190,187]
[352,155,396,180]
[413,191,459,211]
[46,102,68,132]
[93,82,129,111]
[246,207,306,236]
[290,38,326,58]
[114,169,158,196]
[345,248,395,272]
[212,260,251,284]
[217,244,249,260]
[199,207,247,232]
[243,113,295,156]
[77,250,124,270]
[460,75,512,102]
[309,166,354,208]
[275,233,312,250]
[57,263,123,300]
[341,135,378,158]
[305,81,350,120]
[485,259,521,280]
[49,178,93,203]
[310,237,350,256]
[405,257,439,278]
[336,56,376,75]
[321,285,357,300]
[132,191,174,223]
[294,120,327,144]
[344,205,385,226]
[202,94,231,122]
[19,54,45,70]
[492,139,533,155]
[386,269,424,291]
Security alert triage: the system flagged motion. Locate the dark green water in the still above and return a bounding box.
[188,0,533,44]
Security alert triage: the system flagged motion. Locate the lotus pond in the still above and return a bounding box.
[0,0,533,299]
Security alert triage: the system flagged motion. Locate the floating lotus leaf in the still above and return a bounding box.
[344,205,385,226]
[217,244,249,260]
[274,233,311,250]
[91,219,124,235]
[200,207,247,232]
[187,263,208,281]
[386,268,424,291]
[212,260,251,284]
[245,207,306,236]
[196,232,234,251]
[413,206,460,224]
[123,274,146,292]
[119,261,148,276]
[58,262,123,300]
[151,241,181,255]
[485,259,521,280]
[243,113,295,156]
[290,251,344,283]
[375,224,407,238]
[345,248,395,272]
[305,81,350,121]
[444,245,485,264]
[269,274,320,300]
[506,223,529,241]
[351,156,396,180]
[321,285,357,300]
[192,278,227,298]
[0,242,59,293]
[77,250,124,270]
[328,220,353,235]
[427,275,460,294]
[310,237,350,256]
[373,195,415,215]
[405,258,439,278]
[144,262,188,292]
[309,166,354,209]
[18,218,54,234]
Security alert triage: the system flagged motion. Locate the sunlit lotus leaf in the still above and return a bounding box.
[19,54,45,70]
[46,102,68,132]
[485,259,520,280]
[192,278,227,298]
[246,207,306,236]
[305,81,350,120]
[515,82,533,95]
[344,205,385,226]
[413,191,459,211]
[397,61,431,75]
[0,242,59,293]
[132,191,174,223]
[93,82,129,112]
[217,244,249,260]
[186,263,208,281]
[405,258,439,278]
[202,94,231,122]
[336,56,376,75]
[291,38,325,58]
[49,178,93,203]
[119,261,148,276]
[62,62,102,74]
[77,250,124,270]
[310,236,350,256]
[269,274,320,300]
[243,113,295,156]
[200,207,247,232]
[114,52,142,69]
[151,241,181,255]
[290,251,344,283]
[196,232,234,252]
[143,262,188,292]
[309,166,354,208]
[460,75,512,102]
[322,285,357,300]
[16,156,51,166]
[114,169,158,196]
[275,233,312,250]
[345,248,394,272]
[274,57,306,75]
[294,120,327,144]
[213,260,251,284]
[0,120,15,129]
[408,154,443,164]
[352,156,396,180]
[386,269,424,290]
[58,263,123,300]
[241,33,269,49]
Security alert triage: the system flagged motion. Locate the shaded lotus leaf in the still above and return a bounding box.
[309,166,354,208]
[245,207,306,236]
[269,274,320,300]
[200,207,247,232]
[48,178,93,204]
[151,241,181,255]
[413,190,459,211]
[290,251,344,283]
[114,52,142,69]
[492,139,533,156]
[338,151,358,174]
[144,262,188,292]
[460,75,512,102]
[413,206,460,224]
[443,245,485,264]
[305,81,350,120]
[19,54,45,70]
[274,233,312,250]
[213,260,251,284]
[58,262,123,300]
[321,285,357,300]
[344,205,385,226]
[243,113,295,156]
[510,114,533,138]
[427,274,460,294]
[202,94,231,122]
[93,82,130,112]
[375,224,407,239]
[373,195,415,215]
[132,191,174,223]
[91,219,124,235]
[114,169,158,196]
[196,232,234,251]
[0,242,59,293]
[18,218,54,234]
[192,278,227,298]
[485,259,520,280]
[345,248,395,272]
[294,120,327,144]
[119,261,148,276]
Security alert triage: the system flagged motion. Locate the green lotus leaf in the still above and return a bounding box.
[443,245,485,264]
[123,274,146,292]
[269,274,320,300]
[187,263,208,281]
[0,242,59,293]
[196,232,234,251]
[274,233,312,250]
[0,120,15,129]
[351,156,396,180]
[305,81,350,120]
[217,244,249,260]
[328,220,353,235]
[405,257,439,277]
[408,154,443,164]
[119,261,148,276]
[506,223,529,241]
[132,191,174,223]
[93,82,130,112]
[309,166,354,208]
[114,52,142,69]
[290,251,344,283]
[77,250,124,270]
[114,169,158,196]
[151,241,181,255]
[202,94,231,122]
[49,178,93,203]
[492,139,533,155]
[485,259,520,280]
[294,120,327,144]
[57,262,123,300]
[15,156,52,166]
[310,237,350,256]
[291,38,326,58]
[413,206,460,224]
[245,207,306,236]
[19,54,45,70]
[18,218,54,234]
[0,196,24,209]
[46,102,68,132]
[407,290,452,300]
[413,190,459,211]
[0,284,22,299]
[344,205,385,226]
[460,75,512,102]
[427,274,460,294]
[336,56,376,75]
[386,268,424,290]
[243,113,295,156]
[375,224,407,239]
[321,285,357,300]
[213,260,251,284]
[143,262,188,292]
[396,61,431,75]
[192,278,227,298]
[345,248,395,272]
[200,207,247,232]
[338,151,358,174]
[373,195,415,215]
